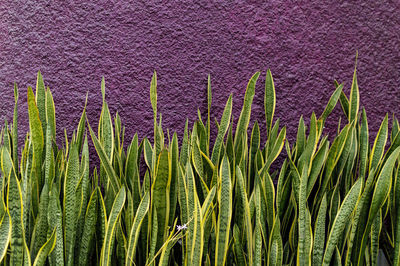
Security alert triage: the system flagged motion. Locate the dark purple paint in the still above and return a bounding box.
[0,1,399,148]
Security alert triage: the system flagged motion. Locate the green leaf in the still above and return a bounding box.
[254,219,263,266]
[298,112,318,175]
[211,95,232,166]
[125,134,141,213]
[97,189,107,259]
[233,225,246,266]
[191,127,204,183]
[177,165,189,257]
[215,156,232,266]
[151,149,171,251]
[276,160,291,220]
[78,188,98,266]
[150,71,157,121]
[31,183,49,261]
[298,167,312,266]
[370,209,381,266]
[369,114,388,173]
[0,211,11,262]
[36,71,47,138]
[261,169,276,232]
[334,247,342,266]
[44,124,53,185]
[184,162,196,264]
[28,86,44,214]
[98,100,114,162]
[143,138,153,172]
[316,124,351,205]
[64,144,79,266]
[190,195,203,265]
[235,167,252,263]
[265,69,276,134]
[323,179,362,266]
[158,221,182,266]
[265,127,286,171]
[207,74,212,153]
[268,217,283,266]
[345,169,377,266]
[312,193,327,266]
[234,72,260,149]
[12,83,19,174]
[248,121,260,183]
[4,148,25,265]
[180,119,190,166]
[101,186,126,266]
[45,88,56,142]
[296,116,306,158]
[47,187,64,266]
[307,140,329,198]
[319,83,343,125]
[394,163,400,265]
[359,108,369,180]
[33,227,57,266]
[76,93,87,154]
[357,146,400,265]
[169,133,179,225]
[125,192,150,266]
[101,77,106,102]
[338,85,349,119]
[201,186,216,222]
[348,54,359,122]
[148,206,158,264]
[88,121,120,194]
[24,239,32,266]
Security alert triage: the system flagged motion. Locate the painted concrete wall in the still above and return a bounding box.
[0,1,399,146]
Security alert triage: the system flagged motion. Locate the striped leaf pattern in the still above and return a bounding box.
[0,66,399,266]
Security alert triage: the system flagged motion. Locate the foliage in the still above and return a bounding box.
[0,66,399,266]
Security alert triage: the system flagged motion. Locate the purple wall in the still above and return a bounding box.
[0,1,399,146]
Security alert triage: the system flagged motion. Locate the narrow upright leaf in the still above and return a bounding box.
[215,156,232,266]
[36,71,47,136]
[348,54,359,122]
[33,228,57,266]
[234,72,260,148]
[150,71,157,121]
[357,146,400,265]
[5,149,24,265]
[45,88,56,141]
[323,179,362,266]
[265,69,276,134]
[125,192,150,266]
[0,211,11,262]
[319,83,343,124]
[64,144,79,266]
[211,95,232,165]
[151,149,171,251]
[369,114,388,173]
[101,186,126,266]
[12,83,19,172]
[312,194,327,266]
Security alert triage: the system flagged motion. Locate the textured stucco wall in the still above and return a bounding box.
[0,1,399,147]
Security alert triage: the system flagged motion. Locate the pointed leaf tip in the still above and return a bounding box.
[101,77,105,102]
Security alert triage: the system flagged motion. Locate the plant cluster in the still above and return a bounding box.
[0,64,399,266]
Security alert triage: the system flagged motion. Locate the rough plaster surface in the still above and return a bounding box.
[0,1,399,149]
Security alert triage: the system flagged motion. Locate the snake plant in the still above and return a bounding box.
[0,63,399,265]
